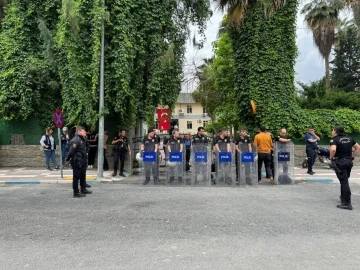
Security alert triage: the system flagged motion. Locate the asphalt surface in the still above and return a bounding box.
[1,181,360,270]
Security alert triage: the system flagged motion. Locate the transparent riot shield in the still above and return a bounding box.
[274,141,294,185]
[166,150,185,186]
[237,143,258,186]
[191,144,211,187]
[142,151,159,184]
[215,151,235,187]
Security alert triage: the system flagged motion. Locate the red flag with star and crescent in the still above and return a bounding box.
[157,109,171,131]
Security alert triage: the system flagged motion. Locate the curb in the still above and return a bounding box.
[300,177,333,183]
[1,179,100,185]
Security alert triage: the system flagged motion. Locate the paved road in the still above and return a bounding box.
[1,181,360,270]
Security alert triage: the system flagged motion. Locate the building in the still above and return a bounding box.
[157,93,211,135]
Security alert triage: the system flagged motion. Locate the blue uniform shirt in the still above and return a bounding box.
[304,133,317,149]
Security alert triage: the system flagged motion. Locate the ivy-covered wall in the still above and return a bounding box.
[0,117,129,145]
[231,0,302,135]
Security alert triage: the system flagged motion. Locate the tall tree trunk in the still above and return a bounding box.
[351,2,360,38]
[325,56,331,92]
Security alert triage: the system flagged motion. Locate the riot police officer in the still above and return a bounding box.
[214,128,232,185]
[112,129,130,177]
[167,129,184,183]
[191,127,209,183]
[234,128,252,184]
[66,126,92,198]
[330,126,360,210]
[141,128,159,185]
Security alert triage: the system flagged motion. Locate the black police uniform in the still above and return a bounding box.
[167,136,184,182]
[274,135,289,175]
[191,134,209,182]
[234,135,252,183]
[214,136,232,184]
[330,135,356,207]
[87,132,97,167]
[67,134,91,196]
[112,135,129,176]
[142,135,159,184]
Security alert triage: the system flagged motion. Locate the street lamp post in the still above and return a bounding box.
[97,7,105,179]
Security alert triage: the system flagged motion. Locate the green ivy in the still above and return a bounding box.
[0,0,61,128]
[230,0,303,136]
[0,0,211,130]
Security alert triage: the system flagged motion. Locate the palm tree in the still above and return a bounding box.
[216,0,288,26]
[331,0,360,37]
[301,0,340,92]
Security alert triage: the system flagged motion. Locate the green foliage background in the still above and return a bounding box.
[195,0,360,139]
[0,0,211,129]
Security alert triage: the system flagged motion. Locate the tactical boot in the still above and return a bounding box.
[85,183,91,188]
[154,177,159,185]
[178,177,183,183]
[246,177,252,185]
[74,193,86,198]
[143,178,150,185]
[337,203,353,210]
[169,176,175,183]
[81,189,92,194]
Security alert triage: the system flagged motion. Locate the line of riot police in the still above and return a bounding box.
[138,126,295,186]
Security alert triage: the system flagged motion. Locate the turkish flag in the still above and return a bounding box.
[157,109,171,130]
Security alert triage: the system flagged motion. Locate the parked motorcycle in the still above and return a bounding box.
[302,147,330,168]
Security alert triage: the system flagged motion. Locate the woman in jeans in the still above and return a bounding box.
[40,127,59,171]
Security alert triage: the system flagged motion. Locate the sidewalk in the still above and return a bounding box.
[1,166,360,185]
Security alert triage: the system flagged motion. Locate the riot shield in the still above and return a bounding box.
[166,150,185,186]
[237,143,258,186]
[215,151,235,187]
[141,151,159,184]
[191,144,211,187]
[273,141,294,185]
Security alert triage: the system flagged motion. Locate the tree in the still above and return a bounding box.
[0,0,61,127]
[331,23,360,91]
[0,0,211,129]
[301,0,340,92]
[215,0,302,135]
[192,61,223,135]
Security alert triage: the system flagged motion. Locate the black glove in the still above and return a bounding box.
[66,156,71,162]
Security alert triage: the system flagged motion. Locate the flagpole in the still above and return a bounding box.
[97,1,105,179]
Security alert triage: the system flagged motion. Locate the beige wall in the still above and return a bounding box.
[177,119,210,135]
[174,103,205,115]
[171,102,211,135]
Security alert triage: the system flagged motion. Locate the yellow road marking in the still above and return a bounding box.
[63,176,97,180]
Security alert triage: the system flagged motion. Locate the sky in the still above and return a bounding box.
[182,1,344,92]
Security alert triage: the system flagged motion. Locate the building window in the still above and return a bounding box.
[203,107,207,114]
[187,104,192,114]
[187,121,192,129]
[203,121,209,127]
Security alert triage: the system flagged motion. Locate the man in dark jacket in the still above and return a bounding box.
[67,126,92,198]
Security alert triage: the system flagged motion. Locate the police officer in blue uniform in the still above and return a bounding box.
[66,126,92,198]
[329,126,360,210]
[304,127,320,175]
